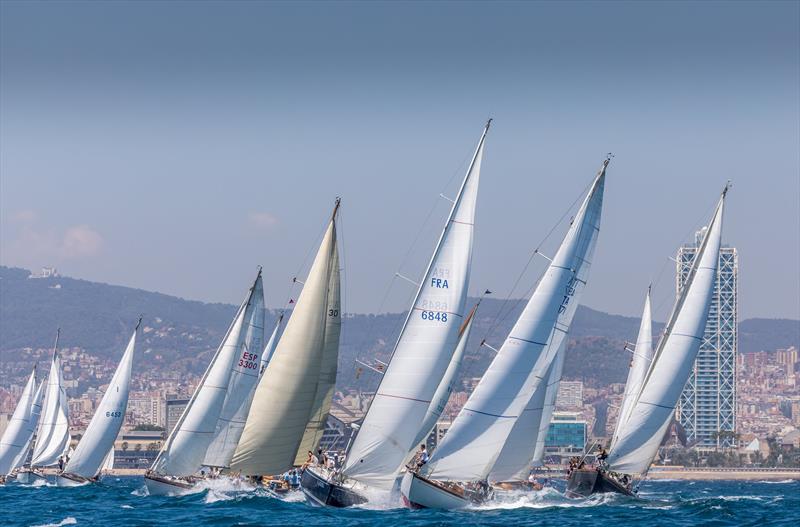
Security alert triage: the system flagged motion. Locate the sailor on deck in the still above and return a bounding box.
[415,444,429,469]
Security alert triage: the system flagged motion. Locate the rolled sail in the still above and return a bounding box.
[231,205,340,475]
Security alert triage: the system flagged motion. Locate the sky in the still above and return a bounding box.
[1,1,798,321]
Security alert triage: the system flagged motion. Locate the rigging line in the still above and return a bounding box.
[480,174,596,346]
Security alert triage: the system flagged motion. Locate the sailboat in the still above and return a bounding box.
[4,378,46,484]
[230,199,341,478]
[566,185,728,497]
[301,120,488,507]
[17,330,71,484]
[401,157,607,509]
[56,319,140,486]
[0,368,39,484]
[145,270,266,495]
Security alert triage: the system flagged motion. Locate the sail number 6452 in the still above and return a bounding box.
[421,311,448,322]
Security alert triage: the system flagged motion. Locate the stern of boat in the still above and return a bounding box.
[400,470,469,510]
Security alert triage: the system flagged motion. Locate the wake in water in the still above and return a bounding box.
[29,518,77,527]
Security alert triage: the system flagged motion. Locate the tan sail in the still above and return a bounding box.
[294,241,341,465]
[231,201,340,475]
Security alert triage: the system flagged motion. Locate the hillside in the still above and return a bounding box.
[1,266,797,389]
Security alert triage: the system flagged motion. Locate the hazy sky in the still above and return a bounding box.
[1,1,798,321]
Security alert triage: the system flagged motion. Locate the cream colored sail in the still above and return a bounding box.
[231,201,340,475]
[294,245,342,465]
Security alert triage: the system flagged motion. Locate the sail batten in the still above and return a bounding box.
[424,160,606,482]
[342,122,489,489]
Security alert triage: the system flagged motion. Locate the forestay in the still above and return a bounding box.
[610,289,654,450]
[31,348,71,467]
[343,122,489,490]
[65,322,138,478]
[152,271,263,476]
[607,188,727,475]
[424,160,606,482]
[203,276,265,469]
[0,369,37,475]
[231,203,340,475]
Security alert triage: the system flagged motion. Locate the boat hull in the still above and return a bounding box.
[400,471,470,510]
[144,473,196,496]
[300,467,367,508]
[55,472,93,487]
[14,469,47,485]
[566,468,634,497]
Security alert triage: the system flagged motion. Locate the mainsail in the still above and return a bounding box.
[203,276,266,469]
[610,289,654,450]
[342,121,489,490]
[65,321,139,478]
[0,368,38,475]
[31,331,71,467]
[294,244,342,465]
[424,159,606,482]
[607,187,727,475]
[11,381,45,471]
[151,271,264,477]
[231,201,341,475]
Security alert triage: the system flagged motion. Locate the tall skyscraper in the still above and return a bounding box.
[676,228,738,448]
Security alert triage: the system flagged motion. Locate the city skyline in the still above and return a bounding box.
[1,1,798,322]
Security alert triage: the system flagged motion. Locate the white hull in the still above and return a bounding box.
[55,474,90,487]
[144,474,196,496]
[400,471,469,510]
[15,469,47,485]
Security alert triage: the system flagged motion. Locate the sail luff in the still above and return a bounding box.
[151,274,256,476]
[342,122,488,489]
[231,204,340,475]
[65,323,138,478]
[0,369,37,475]
[424,160,606,482]
[607,188,727,475]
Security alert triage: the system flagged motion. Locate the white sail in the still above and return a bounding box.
[607,188,727,475]
[259,313,284,375]
[294,245,342,465]
[231,202,341,475]
[152,272,262,477]
[610,289,654,450]
[411,304,477,452]
[100,447,115,473]
[342,122,489,490]
[202,275,266,469]
[0,369,37,475]
[489,337,566,481]
[31,342,71,467]
[11,380,46,471]
[531,341,565,466]
[65,322,138,478]
[424,159,606,482]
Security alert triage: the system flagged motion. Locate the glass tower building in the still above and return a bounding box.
[676,228,738,448]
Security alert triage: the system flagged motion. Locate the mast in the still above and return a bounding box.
[341,121,489,489]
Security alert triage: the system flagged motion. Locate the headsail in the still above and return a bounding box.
[0,368,38,475]
[342,121,489,489]
[31,331,71,467]
[11,380,45,471]
[231,201,341,475]
[607,187,727,475]
[424,159,606,482]
[203,276,266,469]
[610,289,654,450]
[294,244,342,465]
[65,320,139,478]
[151,271,264,477]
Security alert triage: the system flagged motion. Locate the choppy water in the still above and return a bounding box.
[1,477,797,527]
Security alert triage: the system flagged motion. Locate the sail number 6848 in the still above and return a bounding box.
[421,311,448,322]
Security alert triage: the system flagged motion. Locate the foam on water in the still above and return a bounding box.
[29,518,77,527]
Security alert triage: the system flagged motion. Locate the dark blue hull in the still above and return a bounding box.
[300,467,367,508]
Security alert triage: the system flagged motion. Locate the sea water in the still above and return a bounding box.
[1,477,797,527]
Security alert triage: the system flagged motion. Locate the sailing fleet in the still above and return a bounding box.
[0,121,731,508]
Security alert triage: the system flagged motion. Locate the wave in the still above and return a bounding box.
[756,479,796,484]
[29,518,77,527]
